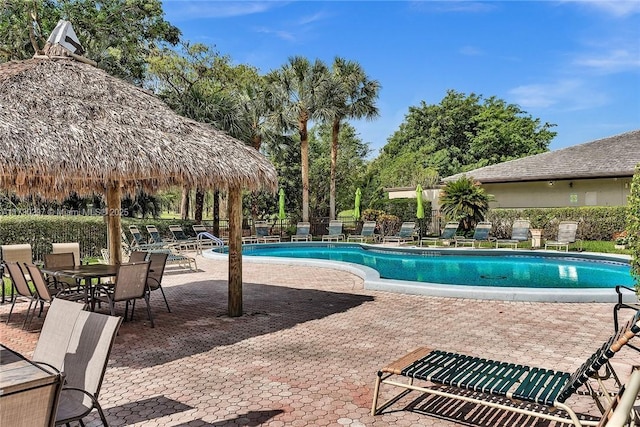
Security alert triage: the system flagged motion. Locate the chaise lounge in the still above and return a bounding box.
[371,310,640,426]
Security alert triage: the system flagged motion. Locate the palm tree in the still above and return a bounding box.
[266,56,331,222]
[439,176,493,233]
[325,58,380,219]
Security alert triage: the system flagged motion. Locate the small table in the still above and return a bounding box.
[1,344,62,427]
[40,264,120,304]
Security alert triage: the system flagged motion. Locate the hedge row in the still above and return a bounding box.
[485,206,627,240]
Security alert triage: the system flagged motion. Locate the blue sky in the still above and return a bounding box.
[161,1,640,157]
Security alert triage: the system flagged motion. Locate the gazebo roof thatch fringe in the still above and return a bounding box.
[0,57,277,199]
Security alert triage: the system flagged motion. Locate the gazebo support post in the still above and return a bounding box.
[106,182,123,265]
[227,185,243,317]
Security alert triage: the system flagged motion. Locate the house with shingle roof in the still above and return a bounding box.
[441,130,640,208]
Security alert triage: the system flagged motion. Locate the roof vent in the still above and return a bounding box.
[46,20,84,55]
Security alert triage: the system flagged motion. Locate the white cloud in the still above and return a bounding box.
[459,46,484,56]
[162,1,288,20]
[565,0,640,17]
[573,48,640,73]
[409,0,496,14]
[254,26,296,42]
[509,79,609,111]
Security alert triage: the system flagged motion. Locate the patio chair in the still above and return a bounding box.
[495,219,531,249]
[32,298,123,427]
[454,221,495,248]
[92,261,155,327]
[372,310,640,426]
[347,221,380,243]
[1,243,33,303]
[4,261,38,329]
[24,263,87,326]
[420,221,459,247]
[255,221,281,243]
[545,220,581,252]
[612,285,640,353]
[383,222,416,245]
[290,222,312,242]
[51,242,81,266]
[322,220,345,242]
[146,252,170,312]
[168,225,199,251]
[43,252,78,291]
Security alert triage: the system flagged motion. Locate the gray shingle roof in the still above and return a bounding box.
[443,130,640,183]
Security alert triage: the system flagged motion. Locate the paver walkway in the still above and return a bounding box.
[1,254,637,427]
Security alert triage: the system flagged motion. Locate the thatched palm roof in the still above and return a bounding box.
[0,57,277,199]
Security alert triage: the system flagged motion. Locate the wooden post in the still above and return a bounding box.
[106,182,122,265]
[227,185,243,317]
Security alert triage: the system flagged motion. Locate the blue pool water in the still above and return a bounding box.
[237,243,633,289]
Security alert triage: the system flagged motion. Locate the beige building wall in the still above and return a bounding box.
[483,178,632,208]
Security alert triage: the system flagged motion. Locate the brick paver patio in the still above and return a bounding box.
[1,254,637,426]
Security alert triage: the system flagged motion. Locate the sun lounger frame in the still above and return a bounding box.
[372,311,640,426]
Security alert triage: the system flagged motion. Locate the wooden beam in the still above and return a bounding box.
[106,182,122,265]
[227,186,243,317]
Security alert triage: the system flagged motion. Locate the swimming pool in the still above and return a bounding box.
[204,242,635,303]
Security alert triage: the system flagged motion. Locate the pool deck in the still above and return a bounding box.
[1,253,638,426]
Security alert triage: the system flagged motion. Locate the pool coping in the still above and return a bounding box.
[202,243,635,303]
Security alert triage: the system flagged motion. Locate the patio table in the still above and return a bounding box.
[0,344,62,427]
[40,264,120,304]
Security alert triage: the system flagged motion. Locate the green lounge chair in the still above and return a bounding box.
[383,222,416,245]
[347,221,380,243]
[545,220,581,252]
[372,310,640,425]
[420,221,459,247]
[495,219,531,249]
[322,220,345,242]
[291,222,312,242]
[454,221,494,248]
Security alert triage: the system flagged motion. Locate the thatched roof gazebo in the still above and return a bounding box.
[0,23,277,316]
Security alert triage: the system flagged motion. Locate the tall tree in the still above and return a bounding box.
[266,56,330,222]
[0,0,180,84]
[308,122,370,218]
[324,57,380,219]
[365,90,556,197]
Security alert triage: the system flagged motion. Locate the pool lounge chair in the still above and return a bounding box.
[372,310,640,426]
[291,222,312,242]
[347,221,380,243]
[168,225,199,251]
[454,221,494,248]
[127,225,166,251]
[420,221,459,247]
[495,219,531,249]
[255,221,281,243]
[321,220,345,242]
[545,220,581,252]
[383,222,416,245]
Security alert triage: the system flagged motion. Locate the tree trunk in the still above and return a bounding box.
[213,190,220,236]
[194,187,204,223]
[330,119,340,220]
[300,119,309,222]
[227,186,243,317]
[180,186,190,220]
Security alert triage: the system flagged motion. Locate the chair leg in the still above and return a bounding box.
[158,286,171,312]
[21,299,35,329]
[95,401,109,426]
[6,298,18,324]
[143,295,154,328]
